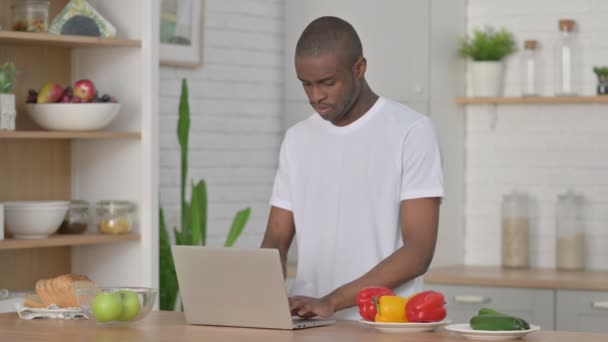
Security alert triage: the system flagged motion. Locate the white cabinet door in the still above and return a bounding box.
[426,284,555,330]
[556,290,608,333]
[283,0,430,128]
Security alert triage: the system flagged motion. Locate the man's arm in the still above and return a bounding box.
[260,206,296,278]
[291,197,440,318]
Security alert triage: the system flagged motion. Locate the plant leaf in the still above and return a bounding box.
[159,206,179,310]
[191,179,207,246]
[173,227,183,245]
[190,180,201,246]
[224,207,251,247]
[177,78,190,229]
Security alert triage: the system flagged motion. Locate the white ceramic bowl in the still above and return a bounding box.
[26,103,120,131]
[4,201,69,239]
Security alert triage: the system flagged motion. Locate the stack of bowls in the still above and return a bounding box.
[3,201,69,239]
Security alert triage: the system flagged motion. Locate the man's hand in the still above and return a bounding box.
[289,296,336,318]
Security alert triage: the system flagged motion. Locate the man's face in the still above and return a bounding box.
[295,52,361,125]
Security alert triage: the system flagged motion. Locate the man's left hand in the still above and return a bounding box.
[289,296,335,318]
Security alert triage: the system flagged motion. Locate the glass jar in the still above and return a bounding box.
[553,19,580,96]
[57,200,89,234]
[11,0,50,32]
[556,190,585,271]
[502,191,530,269]
[96,200,136,234]
[521,40,540,97]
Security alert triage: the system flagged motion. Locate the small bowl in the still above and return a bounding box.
[76,287,157,324]
[25,103,120,131]
[4,201,69,239]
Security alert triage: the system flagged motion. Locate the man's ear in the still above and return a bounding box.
[353,57,367,79]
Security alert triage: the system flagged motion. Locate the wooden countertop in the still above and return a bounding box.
[424,265,608,291]
[1,311,608,341]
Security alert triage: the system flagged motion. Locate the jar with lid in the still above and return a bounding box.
[502,191,530,268]
[58,200,89,234]
[11,0,50,32]
[556,190,585,270]
[521,40,541,96]
[553,19,580,96]
[96,200,136,234]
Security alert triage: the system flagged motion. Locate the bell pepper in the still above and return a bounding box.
[374,295,410,322]
[356,286,395,321]
[405,290,447,322]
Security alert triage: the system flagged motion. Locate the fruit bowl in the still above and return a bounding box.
[25,103,120,131]
[76,287,157,324]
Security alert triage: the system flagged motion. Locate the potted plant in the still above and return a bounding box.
[593,66,608,95]
[459,27,516,97]
[0,62,18,130]
[159,79,251,311]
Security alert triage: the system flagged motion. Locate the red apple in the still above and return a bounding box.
[36,83,64,103]
[73,79,97,102]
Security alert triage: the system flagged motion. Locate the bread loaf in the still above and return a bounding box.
[30,274,96,308]
[24,294,46,308]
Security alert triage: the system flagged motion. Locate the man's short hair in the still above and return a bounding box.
[295,16,363,66]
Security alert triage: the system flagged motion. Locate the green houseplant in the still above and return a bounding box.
[0,62,18,130]
[459,27,516,97]
[593,66,608,95]
[159,79,251,311]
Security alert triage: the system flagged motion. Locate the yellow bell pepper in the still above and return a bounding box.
[374,295,410,323]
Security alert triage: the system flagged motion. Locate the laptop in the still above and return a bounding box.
[172,245,336,330]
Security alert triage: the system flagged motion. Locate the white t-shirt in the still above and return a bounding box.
[270,97,444,320]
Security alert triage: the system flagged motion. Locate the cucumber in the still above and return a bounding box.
[469,315,529,331]
[477,308,531,330]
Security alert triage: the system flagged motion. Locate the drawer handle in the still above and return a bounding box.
[592,301,608,310]
[454,295,491,304]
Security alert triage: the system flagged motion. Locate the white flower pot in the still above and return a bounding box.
[0,93,16,130]
[470,61,504,97]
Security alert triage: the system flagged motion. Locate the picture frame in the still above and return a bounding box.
[160,0,204,68]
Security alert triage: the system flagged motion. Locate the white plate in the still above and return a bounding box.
[359,319,451,333]
[445,323,541,340]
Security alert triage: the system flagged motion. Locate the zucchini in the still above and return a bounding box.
[477,308,530,330]
[470,315,529,331]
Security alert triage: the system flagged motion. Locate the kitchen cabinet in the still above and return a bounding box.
[0,0,157,292]
[425,265,608,332]
[283,0,467,268]
[425,284,555,330]
[556,290,608,333]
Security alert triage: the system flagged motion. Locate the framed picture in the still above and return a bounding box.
[160,0,203,68]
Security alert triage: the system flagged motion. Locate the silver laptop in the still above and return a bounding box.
[172,245,336,330]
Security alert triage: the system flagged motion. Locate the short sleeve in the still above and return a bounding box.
[269,132,293,211]
[400,117,444,200]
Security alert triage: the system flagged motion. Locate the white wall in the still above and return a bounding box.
[465,0,608,270]
[159,0,283,247]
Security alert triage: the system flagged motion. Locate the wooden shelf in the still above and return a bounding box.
[0,131,141,139]
[456,96,608,105]
[0,31,141,48]
[0,233,140,250]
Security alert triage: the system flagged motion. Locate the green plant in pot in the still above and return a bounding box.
[0,62,18,130]
[159,78,251,311]
[593,66,608,95]
[459,27,516,97]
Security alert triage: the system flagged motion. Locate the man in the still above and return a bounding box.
[260,16,444,320]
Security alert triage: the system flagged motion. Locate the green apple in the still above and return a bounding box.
[92,292,123,322]
[118,290,141,321]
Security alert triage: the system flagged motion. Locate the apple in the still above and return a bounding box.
[36,83,64,103]
[92,292,123,322]
[118,290,141,321]
[73,79,97,102]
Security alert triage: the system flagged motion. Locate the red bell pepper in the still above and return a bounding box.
[356,286,395,321]
[405,290,447,322]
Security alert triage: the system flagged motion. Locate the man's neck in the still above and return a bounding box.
[332,85,378,127]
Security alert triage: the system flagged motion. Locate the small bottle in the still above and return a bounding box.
[556,190,585,271]
[502,191,530,269]
[553,19,580,96]
[521,40,540,96]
